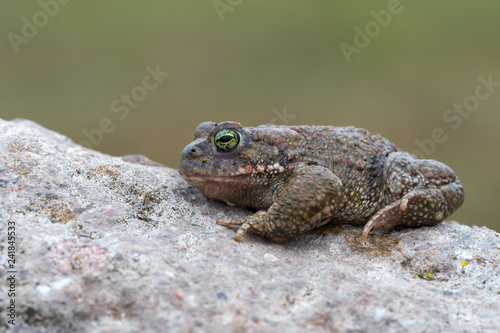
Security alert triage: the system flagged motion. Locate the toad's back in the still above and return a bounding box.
[274,125,401,223]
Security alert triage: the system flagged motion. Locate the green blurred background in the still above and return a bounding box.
[1,1,499,231]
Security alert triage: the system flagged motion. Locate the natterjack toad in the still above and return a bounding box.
[179,121,464,242]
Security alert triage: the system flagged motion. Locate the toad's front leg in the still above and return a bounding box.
[217,165,342,242]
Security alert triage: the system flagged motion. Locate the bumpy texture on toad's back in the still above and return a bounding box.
[179,121,464,242]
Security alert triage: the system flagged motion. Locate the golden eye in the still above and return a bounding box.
[214,129,240,152]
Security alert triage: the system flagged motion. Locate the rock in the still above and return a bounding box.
[0,118,499,333]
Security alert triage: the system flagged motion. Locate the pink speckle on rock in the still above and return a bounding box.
[47,239,112,273]
[106,208,120,216]
[175,289,185,301]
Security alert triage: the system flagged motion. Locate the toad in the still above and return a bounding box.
[179,122,464,242]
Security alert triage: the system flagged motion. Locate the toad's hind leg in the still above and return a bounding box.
[362,154,464,238]
[217,165,343,242]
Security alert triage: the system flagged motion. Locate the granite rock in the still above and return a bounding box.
[0,118,499,333]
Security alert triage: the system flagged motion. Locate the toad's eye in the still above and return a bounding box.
[214,129,240,152]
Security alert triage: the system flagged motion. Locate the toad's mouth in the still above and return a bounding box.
[181,174,250,185]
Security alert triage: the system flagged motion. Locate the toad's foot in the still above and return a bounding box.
[217,165,342,242]
[217,211,272,242]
